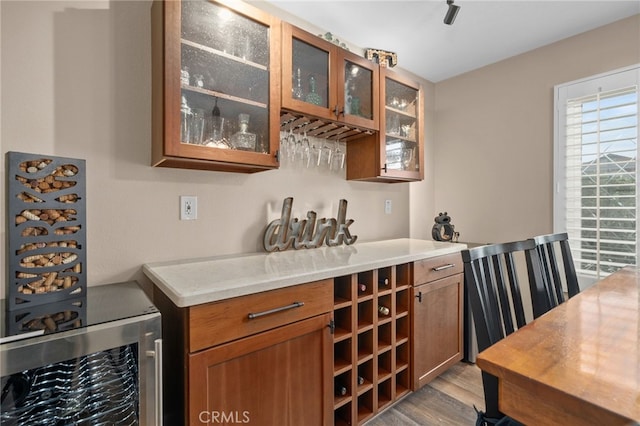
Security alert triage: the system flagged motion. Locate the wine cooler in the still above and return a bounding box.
[1,281,162,425]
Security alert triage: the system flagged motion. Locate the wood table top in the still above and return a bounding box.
[476,266,640,425]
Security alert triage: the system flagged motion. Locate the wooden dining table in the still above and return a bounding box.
[476,266,640,425]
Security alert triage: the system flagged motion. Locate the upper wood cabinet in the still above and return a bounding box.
[151,0,282,173]
[281,23,379,133]
[346,69,424,182]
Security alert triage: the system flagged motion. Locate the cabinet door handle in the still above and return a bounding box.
[432,263,455,272]
[415,291,423,303]
[248,301,304,319]
[333,106,344,117]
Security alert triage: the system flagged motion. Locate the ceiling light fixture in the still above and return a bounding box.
[444,0,460,25]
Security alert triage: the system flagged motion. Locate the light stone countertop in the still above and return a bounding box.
[143,238,467,307]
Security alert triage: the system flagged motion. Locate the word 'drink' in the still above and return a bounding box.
[263,197,357,252]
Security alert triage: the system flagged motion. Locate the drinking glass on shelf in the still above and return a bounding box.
[190,108,206,144]
[387,114,400,135]
[180,96,193,143]
[193,74,205,89]
[180,67,190,86]
[401,146,414,170]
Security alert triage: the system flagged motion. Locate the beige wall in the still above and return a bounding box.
[0,0,422,297]
[1,0,638,298]
[433,14,640,245]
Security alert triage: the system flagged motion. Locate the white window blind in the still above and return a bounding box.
[555,66,639,285]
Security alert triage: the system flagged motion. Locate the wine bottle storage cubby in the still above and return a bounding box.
[357,390,374,423]
[378,321,392,352]
[396,341,410,370]
[334,275,353,308]
[396,315,409,343]
[335,338,352,375]
[377,378,393,411]
[396,368,411,398]
[334,306,352,341]
[335,402,352,426]
[335,371,351,407]
[357,299,374,332]
[377,266,392,293]
[332,263,412,424]
[357,360,374,393]
[377,350,392,381]
[396,288,410,314]
[397,263,411,285]
[357,329,374,363]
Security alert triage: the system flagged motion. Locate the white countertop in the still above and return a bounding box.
[143,238,466,307]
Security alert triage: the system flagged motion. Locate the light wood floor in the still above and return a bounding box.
[365,362,485,426]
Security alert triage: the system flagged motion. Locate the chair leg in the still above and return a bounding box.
[482,371,502,419]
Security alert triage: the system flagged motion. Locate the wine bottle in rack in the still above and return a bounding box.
[379,277,389,286]
[357,375,365,385]
[358,283,367,292]
[378,305,390,316]
[335,382,347,396]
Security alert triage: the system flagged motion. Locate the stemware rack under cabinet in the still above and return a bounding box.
[332,264,412,425]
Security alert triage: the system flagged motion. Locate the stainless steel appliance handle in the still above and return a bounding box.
[154,338,163,426]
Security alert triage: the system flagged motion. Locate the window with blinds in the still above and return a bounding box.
[555,66,639,284]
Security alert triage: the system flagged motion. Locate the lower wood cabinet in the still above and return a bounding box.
[188,313,333,425]
[154,279,334,425]
[411,253,464,390]
[153,253,464,426]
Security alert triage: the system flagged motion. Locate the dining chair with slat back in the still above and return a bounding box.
[462,239,546,423]
[531,233,580,314]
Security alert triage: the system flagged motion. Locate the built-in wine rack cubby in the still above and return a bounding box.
[333,264,412,425]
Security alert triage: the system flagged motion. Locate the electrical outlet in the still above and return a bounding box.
[385,199,392,214]
[180,196,197,220]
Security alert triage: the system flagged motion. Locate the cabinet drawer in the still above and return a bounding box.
[188,279,333,352]
[413,252,463,285]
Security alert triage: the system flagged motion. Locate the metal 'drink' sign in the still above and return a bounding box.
[263,197,357,252]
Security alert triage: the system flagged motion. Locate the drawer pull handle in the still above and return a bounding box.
[248,301,304,319]
[432,263,455,271]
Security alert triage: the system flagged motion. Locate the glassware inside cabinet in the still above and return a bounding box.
[384,77,419,172]
[343,60,373,120]
[179,0,270,153]
[292,38,329,108]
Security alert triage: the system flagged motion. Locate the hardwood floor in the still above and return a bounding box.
[365,362,485,426]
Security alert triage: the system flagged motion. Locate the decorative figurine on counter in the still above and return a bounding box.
[432,212,458,242]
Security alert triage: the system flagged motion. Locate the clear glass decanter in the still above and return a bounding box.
[230,113,256,151]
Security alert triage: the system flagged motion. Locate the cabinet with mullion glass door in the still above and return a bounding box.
[151,0,282,173]
[281,23,379,137]
[346,68,424,182]
[380,69,423,180]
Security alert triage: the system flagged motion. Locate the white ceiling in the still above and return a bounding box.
[261,0,640,82]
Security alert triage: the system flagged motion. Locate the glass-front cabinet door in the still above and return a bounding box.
[281,24,335,121]
[337,51,379,130]
[152,0,281,173]
[346,68,423,182]
[379,69,423,181]
[281,24,378,131]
